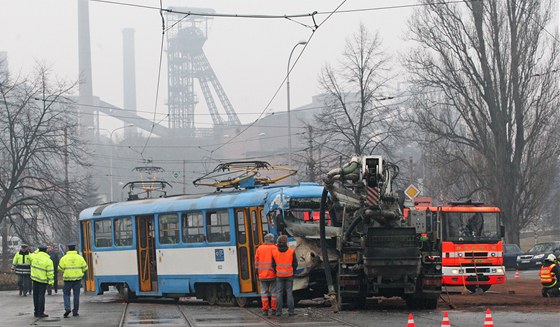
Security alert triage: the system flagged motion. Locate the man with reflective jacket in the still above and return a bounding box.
[539,254,559,297]
[30,245,54,318]
[58,242,88,317]
[272,235,298,317]
[12,244,32,296]
[254,233,277,316]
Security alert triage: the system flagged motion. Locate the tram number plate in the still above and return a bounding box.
[215,249,225,262]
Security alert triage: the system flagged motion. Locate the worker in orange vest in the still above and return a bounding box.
[539,254,559,297]
[272,235,298,317]
[254,233,277,316]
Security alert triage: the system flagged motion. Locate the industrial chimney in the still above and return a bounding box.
[77,0,94,135]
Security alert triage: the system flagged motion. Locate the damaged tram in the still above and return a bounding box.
[78,162,335,305]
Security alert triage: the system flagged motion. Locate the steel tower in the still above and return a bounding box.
[166,8,241,130]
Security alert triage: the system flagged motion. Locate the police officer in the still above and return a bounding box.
[272,235,298,317]
[30,245,54,318]
[539,253,559,297]
[58,242,88,317]
[12,244,32,296]
[255,233,277,316]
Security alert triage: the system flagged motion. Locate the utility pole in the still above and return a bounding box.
[409,156,414,185]
[307,125,315,182]
[183,160,186,194]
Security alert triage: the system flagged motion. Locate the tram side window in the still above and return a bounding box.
[182,211,205,243]
[159,213,179,244]
[237,211,247,244]
[207,210,230,243]
[261,210,269,236]
[114,217,133,246]
[94,219,113,248]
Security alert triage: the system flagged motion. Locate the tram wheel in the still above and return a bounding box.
[205,285,218,305]
[122,285,136,303]
[234,296,248,307]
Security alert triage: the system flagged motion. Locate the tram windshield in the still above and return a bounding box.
[288,197,330,224]
[443,212,500,242]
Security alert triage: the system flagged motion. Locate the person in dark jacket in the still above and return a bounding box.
[272,235,298,317]
[47,246,60,295]
[539,254,559,297]
[30,245,54,318]
[12,244,32,296]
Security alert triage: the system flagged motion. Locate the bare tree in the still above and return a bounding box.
[404,0,560,243]
[314,23,404,163]
[0,64,90,267]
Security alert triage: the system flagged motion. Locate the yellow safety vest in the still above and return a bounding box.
[30,251,54,285]
[58,250,88,281]
[12,252,31,275]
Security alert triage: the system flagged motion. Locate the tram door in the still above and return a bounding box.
[235,206,265,293]
[80,221,95,292]
[136,215,158,292]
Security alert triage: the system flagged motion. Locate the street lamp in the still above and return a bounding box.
[287,41,307,179]
[108,124,134,202]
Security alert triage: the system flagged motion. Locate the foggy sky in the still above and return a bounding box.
[0,0,414,133]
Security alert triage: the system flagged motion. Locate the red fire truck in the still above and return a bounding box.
[413,198,505,293]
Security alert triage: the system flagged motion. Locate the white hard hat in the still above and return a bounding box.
[546,254,556,262]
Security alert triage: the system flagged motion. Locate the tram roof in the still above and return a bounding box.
[79,183,324,220]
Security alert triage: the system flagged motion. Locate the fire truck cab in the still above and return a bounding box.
[414,199,505,293]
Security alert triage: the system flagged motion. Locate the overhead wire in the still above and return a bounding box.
[139,0,166,156]
[209,0,348,154]
[82,0,446,155]
[88,0,485,19]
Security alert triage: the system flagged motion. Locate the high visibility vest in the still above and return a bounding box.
[539,264,557,287]
[255,244,276,280]
[30,252,54,285]
[273,247,295,278]
[58,250,88,282]
[12,252,31,275]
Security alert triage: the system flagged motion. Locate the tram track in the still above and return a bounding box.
[243,308,360,327]
[117,301,128,327]
[117,299,363,327]
[118,302,194,327]
[241,306,363,327]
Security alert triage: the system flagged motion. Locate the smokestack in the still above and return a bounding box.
[122,28,137,138]
[78,0,94,135]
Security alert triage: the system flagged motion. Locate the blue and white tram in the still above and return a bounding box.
[78,183,326,305]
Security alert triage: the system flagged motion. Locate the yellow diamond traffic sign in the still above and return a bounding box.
[405,184,420,200]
